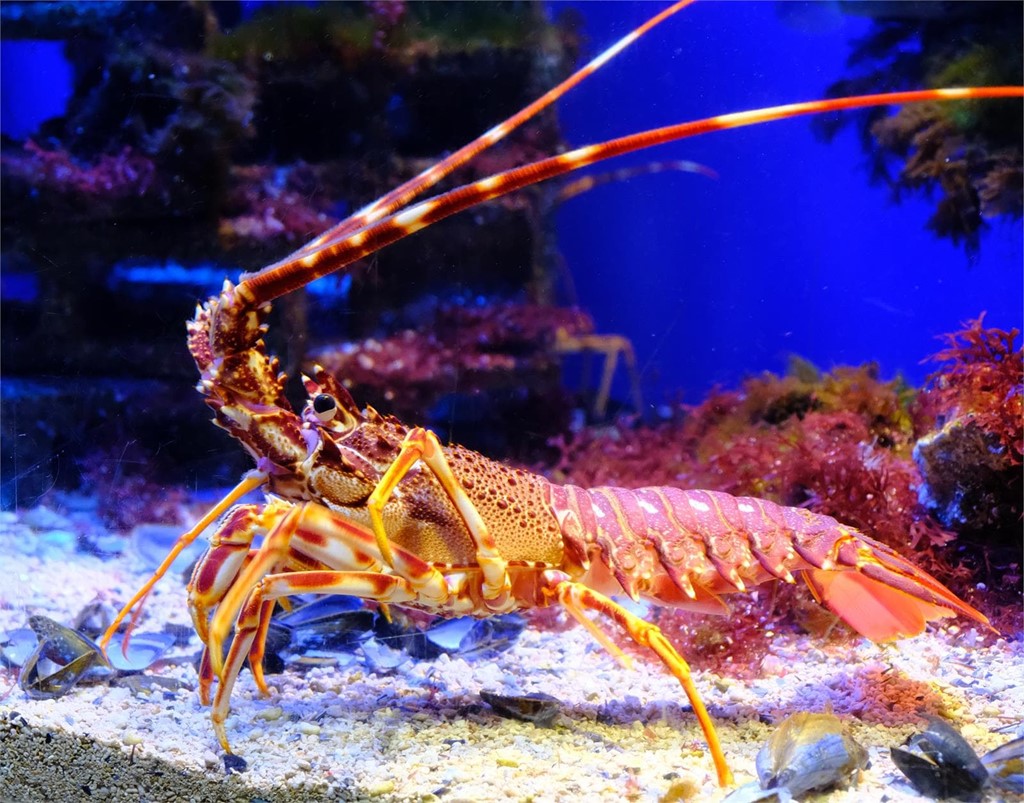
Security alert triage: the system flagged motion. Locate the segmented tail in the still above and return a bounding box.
[547,485,990,642]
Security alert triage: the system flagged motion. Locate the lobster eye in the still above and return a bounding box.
[313,393,337,422]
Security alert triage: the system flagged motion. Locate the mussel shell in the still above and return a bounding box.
[756,711,868,797]
[1,629,38,668]
[440,614,524,658]
[359,637,408,671]
[480,690,561,728]
[17,622,114,696]
[104,632,177,672]
[27,615,105,665]
[19,649,102,700]
[890,717,988,801]
[276,597,376,654]
[17,616,114,699]
[423,617,476,653]
[274,595,367,627]
[721,782,791,803]
[980,736,1024,795]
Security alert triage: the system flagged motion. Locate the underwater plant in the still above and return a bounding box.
[817,2,1023,250]
[918,313,1023,465]
[549,345,1022,644]
[912,315,1022,618]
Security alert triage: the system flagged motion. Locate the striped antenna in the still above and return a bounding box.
[240,86,1024,305]
[280,0,695,264]
[554,160,719,205]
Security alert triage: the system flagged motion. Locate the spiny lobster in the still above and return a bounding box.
[99,1,1021,787]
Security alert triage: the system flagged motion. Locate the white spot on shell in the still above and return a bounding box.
[738,503,755,513]
[688,498,710,513]
[638,500,658,515]
[591,503,605,519]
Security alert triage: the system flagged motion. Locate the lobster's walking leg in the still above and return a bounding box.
[367,427,512,607]
[206,500,452,673]
[188,505,268,644]
[99,470,268,655]
[213,569,420,752]
[245,599,277,696]
[541,571,733,788]
[554,330,643,418]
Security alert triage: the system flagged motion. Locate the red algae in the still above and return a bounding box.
[546,331,1022,667]
[919,313,1023,465]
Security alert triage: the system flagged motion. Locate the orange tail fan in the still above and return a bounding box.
[803,534,992,642]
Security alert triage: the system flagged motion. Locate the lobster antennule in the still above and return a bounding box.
[803,538,993,642]
[239,85,1024,306]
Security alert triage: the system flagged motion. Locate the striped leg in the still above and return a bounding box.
[201,501,451,736]
[554,330,643,418]
[540,571,733,788]
[212,570,418,752]
[367,427,511,606]
[99,470,268,656]
[188,505,267,646]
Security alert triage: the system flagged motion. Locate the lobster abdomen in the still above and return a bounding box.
[547,485,990,642]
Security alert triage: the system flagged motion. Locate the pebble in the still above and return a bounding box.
[759,655,785,676]
[2,515,1021,803]
[22,506,72,530]
[494,751,520,768]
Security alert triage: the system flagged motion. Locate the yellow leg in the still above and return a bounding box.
[99,470,268,656]
[554,330,644,418]
[367,427,511,603]
[206,499,450,680]
[188,507,265,645]
[543,573,733,787]
[246,599,277,696]
[206,500,299,678]
[212,569,419,753]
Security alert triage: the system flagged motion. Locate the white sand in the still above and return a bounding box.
[1,507,1021,802]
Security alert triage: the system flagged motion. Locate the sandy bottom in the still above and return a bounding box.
[1,506,1021,803]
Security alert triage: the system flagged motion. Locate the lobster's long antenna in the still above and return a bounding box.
[239,86,1023,305]
[554,160,719,205]
[281,0,695,263]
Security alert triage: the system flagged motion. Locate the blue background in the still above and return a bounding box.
[2,2,1020,407]
[552,2,1022,404]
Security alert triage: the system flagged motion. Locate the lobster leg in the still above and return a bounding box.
[205,500,302,678]
[99,470,268,656]
[206,500,452,676]
[212,569,420,752]
[540,570,733,788]
[197,589,276,704]
[246,599,278,696]
[188,505,268,645]
[554,330,643,418]
[367,427,513,607]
